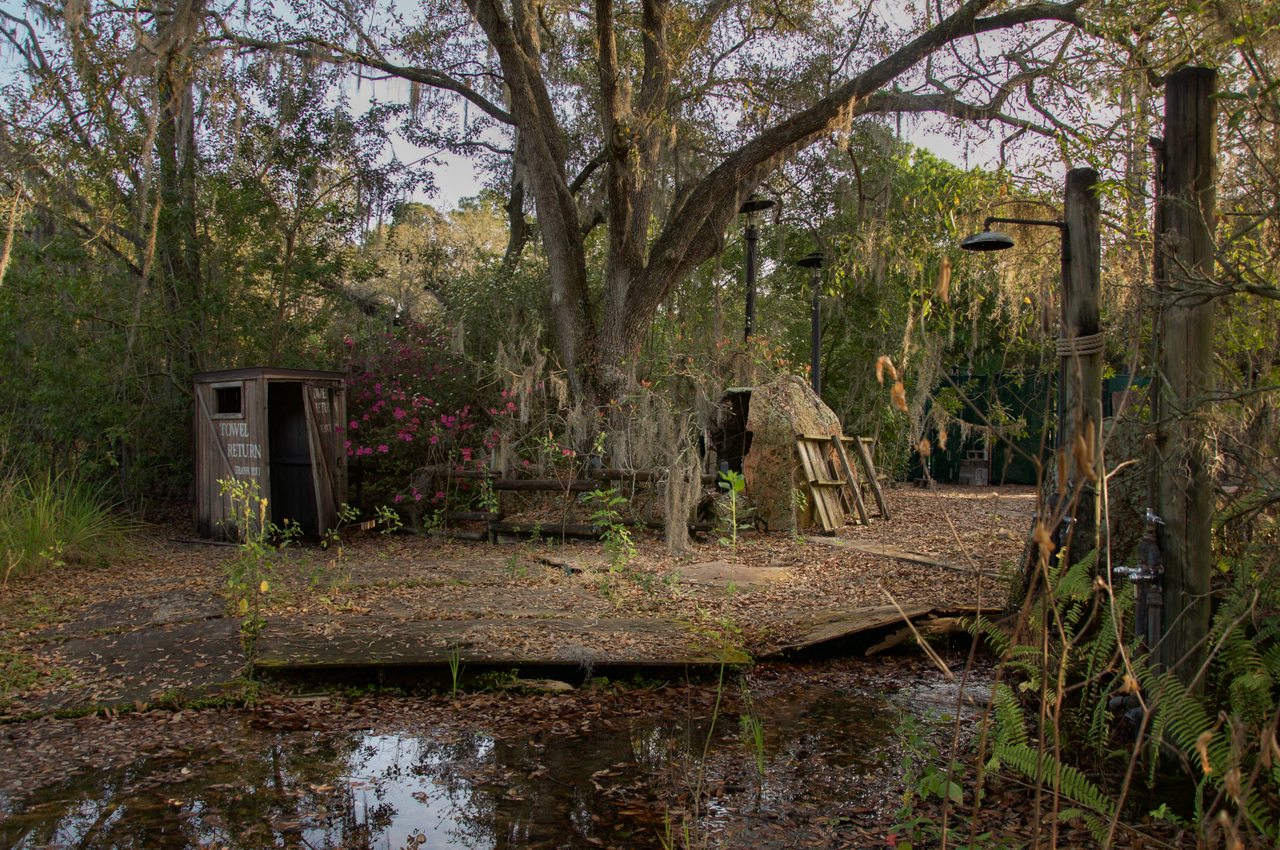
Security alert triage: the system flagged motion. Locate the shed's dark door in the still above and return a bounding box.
[268,382,318,533]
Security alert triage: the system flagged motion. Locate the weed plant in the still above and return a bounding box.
[446,644,464,697]
[218,478,301,657]
[584,486,636,572]
[716,470,747,547]
[0,466,137,586]
[738,680,766,779]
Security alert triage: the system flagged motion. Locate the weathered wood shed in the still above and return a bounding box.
[194,367,347,539]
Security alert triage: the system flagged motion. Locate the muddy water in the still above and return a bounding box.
[0,665,981,849]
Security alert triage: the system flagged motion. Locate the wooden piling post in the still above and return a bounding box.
[1060,167,1104,562]
[1155,66,1216,685]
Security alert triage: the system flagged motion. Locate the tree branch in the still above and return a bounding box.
[212,16,516,125]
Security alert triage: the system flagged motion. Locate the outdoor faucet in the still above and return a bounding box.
[1113,509,1165,653]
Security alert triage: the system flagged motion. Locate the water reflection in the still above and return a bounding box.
[0,684,895,849]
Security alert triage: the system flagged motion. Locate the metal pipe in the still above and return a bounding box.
[810,266,821,395]
[796,250,825,395]
[744,222,758,341]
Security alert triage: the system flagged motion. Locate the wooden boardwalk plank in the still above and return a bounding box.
[254,617,749,671]
[807,537,1001,579]
[769,604,931,656]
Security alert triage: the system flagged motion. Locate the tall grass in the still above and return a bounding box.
[0,468,138,587]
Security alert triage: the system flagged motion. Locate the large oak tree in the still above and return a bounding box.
[233,0,1085,402]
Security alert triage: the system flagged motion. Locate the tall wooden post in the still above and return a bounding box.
[1061,167,1103,562]
[1155,67,1216,684]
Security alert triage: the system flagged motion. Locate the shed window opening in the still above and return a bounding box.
[214,384,243,417]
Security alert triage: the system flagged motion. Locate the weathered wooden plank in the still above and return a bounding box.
[849,436,891,519]
[770,604,931,656]
[831,435,870,525]
[806,537,1001,579]
[253,617,749,670]
[794,438,831,530]
[796,437,846,531]
[489,521,601,538]
[428,469,720,485]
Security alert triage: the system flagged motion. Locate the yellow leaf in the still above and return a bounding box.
[260,580,270,593]
[890,381,908,412]
[1032,521,1056,565]
[874,355,898,385]
[934,256,951,304]
[237,598,249,615]
[1196,730,1214,774]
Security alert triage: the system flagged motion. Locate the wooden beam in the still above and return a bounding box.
[1060,166,1104,564]
[1155,66,1216,686]
[831,435,870,525]
[849,437,891,519]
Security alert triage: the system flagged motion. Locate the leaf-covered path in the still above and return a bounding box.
[0,485,1032,719]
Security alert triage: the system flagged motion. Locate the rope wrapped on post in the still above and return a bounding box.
[1056,332,1105,358]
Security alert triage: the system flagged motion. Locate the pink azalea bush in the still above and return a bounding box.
[340,320,517,511]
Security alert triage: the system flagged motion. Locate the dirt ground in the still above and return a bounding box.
[0,484,1196,849]
[0,484,1033,719]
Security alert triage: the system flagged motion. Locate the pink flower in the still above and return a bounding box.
[393,407,406,420]
[377,444,389,454]
[394,494,404,503]
[434,491,445,500]
[349,420,359,430]
[461,447,473,461]
[429,434,440,445]
[561,448,575,457]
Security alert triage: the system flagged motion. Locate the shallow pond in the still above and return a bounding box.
[0,665,981,849]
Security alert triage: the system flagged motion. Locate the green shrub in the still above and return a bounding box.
[0,468,138,585]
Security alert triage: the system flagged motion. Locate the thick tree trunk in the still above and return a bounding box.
[155,0,205,378]
[461,0,1079,407]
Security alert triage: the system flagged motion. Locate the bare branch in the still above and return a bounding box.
[211,14,516,125]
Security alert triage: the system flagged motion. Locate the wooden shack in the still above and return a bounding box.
[194,367,347,539]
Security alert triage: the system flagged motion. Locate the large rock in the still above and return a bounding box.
[736,375,842,532]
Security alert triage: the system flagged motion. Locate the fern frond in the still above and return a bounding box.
[990,682,1029,749]
[995,741,1115,819]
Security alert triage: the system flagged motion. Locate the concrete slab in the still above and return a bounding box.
[33,617,245,712]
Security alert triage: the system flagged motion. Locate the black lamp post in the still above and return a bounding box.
[796,250,825,395]
[739,195,776,341]
[961,214,1068,449]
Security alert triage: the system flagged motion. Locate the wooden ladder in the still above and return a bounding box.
[840,435,891,521]
[795,434,848,531]
[797,433,893,531]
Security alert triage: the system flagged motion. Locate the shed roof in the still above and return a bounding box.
[194,366,346,384]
